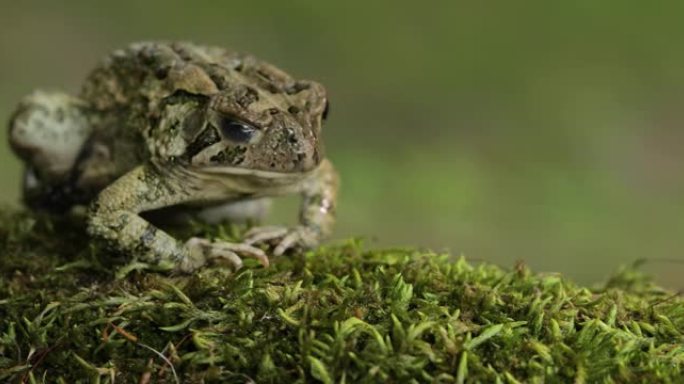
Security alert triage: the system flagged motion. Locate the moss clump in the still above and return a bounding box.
[0,210,682,383]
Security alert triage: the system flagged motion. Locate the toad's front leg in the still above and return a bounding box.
[245,159,339,255]
[86,164,267,272]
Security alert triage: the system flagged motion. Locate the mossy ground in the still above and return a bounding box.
[0,210,682,383]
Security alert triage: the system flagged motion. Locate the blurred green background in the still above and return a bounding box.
[1,1,683,288]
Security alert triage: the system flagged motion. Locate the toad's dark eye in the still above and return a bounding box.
[219,117,257,143]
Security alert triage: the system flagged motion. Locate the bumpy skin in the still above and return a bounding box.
[8,42,338,272]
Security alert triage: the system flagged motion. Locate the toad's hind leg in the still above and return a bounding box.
[9,91,92,211]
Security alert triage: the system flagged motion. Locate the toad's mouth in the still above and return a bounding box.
[189,162,321,185]
[184,164,320,193]
[194,165,311,178]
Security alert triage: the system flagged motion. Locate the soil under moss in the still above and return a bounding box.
[0,210,682,383]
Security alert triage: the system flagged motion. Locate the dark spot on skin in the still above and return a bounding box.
[285,81,311,95]
[210,151,226,163]
[155,66,170,80]
[270,162,276,168]
[185,126,221,159]
[204,64,231,88]
[288,106,300,114]
[237,87,259,108]
[210,146,246,165]
[115,213,130,229]
[140,224,157,247]
[263,83,281,94]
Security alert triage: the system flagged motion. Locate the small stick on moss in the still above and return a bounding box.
[109,323,179,384]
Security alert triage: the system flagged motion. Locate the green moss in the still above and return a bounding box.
[0,210,682,383]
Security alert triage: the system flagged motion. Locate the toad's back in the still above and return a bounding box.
[81,42,296,113]
[83,42,222,110]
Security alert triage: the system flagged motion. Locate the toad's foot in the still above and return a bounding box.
[182,237,270,272]
[244,225,319,256]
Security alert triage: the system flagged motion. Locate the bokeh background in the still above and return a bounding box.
[1,1,683,288]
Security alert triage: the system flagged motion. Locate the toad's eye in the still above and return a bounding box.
[219,117,257,143]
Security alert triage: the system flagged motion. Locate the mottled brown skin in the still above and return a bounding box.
[8,41,339,272]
